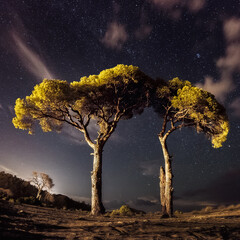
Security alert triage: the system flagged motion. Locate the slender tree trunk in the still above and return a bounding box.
[160,166,166,215]
[36,188,42,201]
[159,137,173,217]
[91,144,105,215]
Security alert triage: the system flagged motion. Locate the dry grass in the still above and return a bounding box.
[1,200,240,239]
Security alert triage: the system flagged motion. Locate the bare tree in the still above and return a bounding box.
[31,171,54,200]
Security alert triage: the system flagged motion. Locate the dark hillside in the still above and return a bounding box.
[0,171,37,198]
[0,171,90,211]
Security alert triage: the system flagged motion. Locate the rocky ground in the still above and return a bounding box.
[1,200,240,240]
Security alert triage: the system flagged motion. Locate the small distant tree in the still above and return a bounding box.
[31,171,54,200]
[12,64,152,215]
[152,77,229,217]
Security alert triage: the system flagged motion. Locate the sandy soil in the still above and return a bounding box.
[1,200,240,240]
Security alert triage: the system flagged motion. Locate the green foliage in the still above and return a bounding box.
[70,64,152,121]
[174,210,183,215]
[13,65,152,146]
[153,77,229,148]
[110,205,136,216]
[119,205,135,215]
[8,198,15,203]
[110,209,119,216]
[72,65,141,88]
[13,79,70,134]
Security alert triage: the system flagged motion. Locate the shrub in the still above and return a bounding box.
[119,205,134,215]
[174,210,183,215]
[110,205,136,217]
[110,209,120,216]
[8,198,15,203]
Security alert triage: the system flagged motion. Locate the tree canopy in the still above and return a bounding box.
[13,64,152,146]
[153,77,229,148]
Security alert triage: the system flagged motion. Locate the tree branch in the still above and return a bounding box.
[159,106,171,138]
[163,122,195,141]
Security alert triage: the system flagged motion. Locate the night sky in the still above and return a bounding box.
[0,0,240,212]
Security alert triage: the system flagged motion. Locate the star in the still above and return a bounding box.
[196,53,201,58]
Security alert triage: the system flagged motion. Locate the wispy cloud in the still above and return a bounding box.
[134,196,159,206]
[60,122,99,146]
[187,0,206,12]
[101,22,128,50]
[2,11,55,81]
[0,165,18,176]
[197,75,234,102]
[11,30,54,80]
[139,159,160,176]
[197,17,240,102]
[216,44,240,73]
[148,0,206,18]
[230,98,240,117]
[174,198,216,208]
[135,9,153,40]
[61,121,123,146]
[61,125,86,145]
[135,25,152,40]
[0,104,15,116]
[224,17,240,42]
[8,105,14,115]
[70,195,91,203]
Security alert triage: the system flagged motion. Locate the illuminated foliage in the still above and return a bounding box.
[13,65,151,140]
[13,79,70,134]
[154,77,229,148]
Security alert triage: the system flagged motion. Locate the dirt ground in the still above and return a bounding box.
[1,200,240,240]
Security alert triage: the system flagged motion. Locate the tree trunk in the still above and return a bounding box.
[91,145,105,215]
[159,166,166,215]
[159,137,173,217]
[36,188,42,201]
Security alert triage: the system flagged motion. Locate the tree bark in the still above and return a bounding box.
[36,188,42,201]
[159,136,173,217]
[91,145,105,215]
[36,191,40,200]
[159,166,166,215]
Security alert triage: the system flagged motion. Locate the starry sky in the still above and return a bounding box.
[0,0,240,212]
